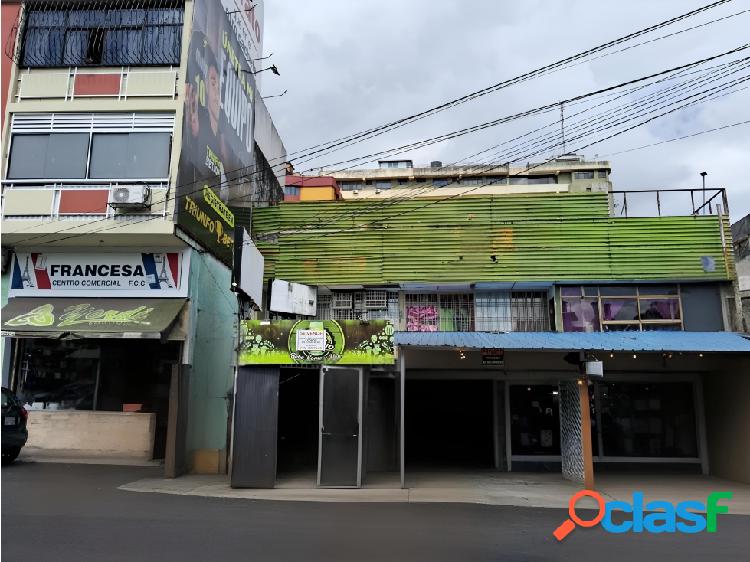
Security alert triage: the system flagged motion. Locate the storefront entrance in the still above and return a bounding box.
[507,380,701,471]
[11,338,181,461]
[405,379,494,469]
[318,367,363,487]
[277,368,319,475]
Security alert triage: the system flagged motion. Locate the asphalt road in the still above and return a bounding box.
[2,462,748,562]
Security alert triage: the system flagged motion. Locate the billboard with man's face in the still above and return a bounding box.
[176,0,257,266]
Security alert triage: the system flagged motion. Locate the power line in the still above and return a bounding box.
[14,47,746,248]
[283,7,750,170]
[157,0,742,175]
[257,49,750,234]
[598,119,750,157]
[15,5,741,238]
[264,74,750,244]
[289,44,750,173]
[8,43,747,247]
[277,0,739,165]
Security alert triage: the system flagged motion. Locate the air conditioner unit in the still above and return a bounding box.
[108,185,150,209]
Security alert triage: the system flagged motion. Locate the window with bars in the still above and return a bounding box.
[316,290,399,323]
[474,291,550,332]
[561,285,682,332]
[404,294,474,332]
[20,2,184,68]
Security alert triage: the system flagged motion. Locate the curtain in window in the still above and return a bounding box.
[21,6,183,68]
[143,26,181,65]
[22,28,64,66]
[103,29,143,65]
[62,30,88,66]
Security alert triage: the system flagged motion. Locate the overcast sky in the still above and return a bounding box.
[262,0,749,221]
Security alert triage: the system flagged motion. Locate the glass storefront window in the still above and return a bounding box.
[16,340,100,410]
[598,382,698,457]
[509,385,561,455]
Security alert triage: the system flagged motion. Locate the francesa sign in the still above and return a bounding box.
[9,252,189,297]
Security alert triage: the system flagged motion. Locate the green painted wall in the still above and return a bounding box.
[185,248,237,456]
[252,193,734,285]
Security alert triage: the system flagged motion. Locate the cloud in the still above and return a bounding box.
[263,0,750,221]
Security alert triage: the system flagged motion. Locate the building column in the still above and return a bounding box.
[558,379,595,489]
[399,349,406,489]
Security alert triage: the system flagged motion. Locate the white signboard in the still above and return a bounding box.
[9,251,190,297]
[237,229,264,309]
[296,329,326,351]
[270,279,317,316]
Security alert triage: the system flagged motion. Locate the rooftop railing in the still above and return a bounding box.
[610,188,728,218]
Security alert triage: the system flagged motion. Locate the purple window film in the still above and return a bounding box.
[601,298,638,322]
[560,287,581,297]
[638,298,680,321]
[561,298,600,332]
[406,305,438,332]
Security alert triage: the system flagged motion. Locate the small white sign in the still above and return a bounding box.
[270,279,317,316]
[296,330,326,351]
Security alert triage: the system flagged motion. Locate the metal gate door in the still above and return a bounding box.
[231,366,280,488]
[317,366,363,487]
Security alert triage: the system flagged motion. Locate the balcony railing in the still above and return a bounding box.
[14,66,179,102]
[610,188,728,218]
[1,182,169,220]
[315,291,551,333]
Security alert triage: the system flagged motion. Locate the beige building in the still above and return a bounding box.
[322,156,611,200]
[0,0,283,474]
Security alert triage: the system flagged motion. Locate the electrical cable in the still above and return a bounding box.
[8,44,747,246]
[266,74,750,243]
[276,0,739,165]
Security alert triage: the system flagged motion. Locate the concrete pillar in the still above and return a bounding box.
[558,379,595,489]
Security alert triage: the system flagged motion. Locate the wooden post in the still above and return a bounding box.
[578,379,595,490]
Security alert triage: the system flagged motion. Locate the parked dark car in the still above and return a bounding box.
[2,387,28,465]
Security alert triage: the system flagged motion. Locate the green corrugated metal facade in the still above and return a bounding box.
[252,193,735,285]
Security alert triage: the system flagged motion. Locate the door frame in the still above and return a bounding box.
[317,366,364,488]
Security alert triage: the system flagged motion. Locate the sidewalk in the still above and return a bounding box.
[118,470,750,513]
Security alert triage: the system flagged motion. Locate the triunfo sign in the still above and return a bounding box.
[240,320,395,365]
[9,252,188,297]
[176,0,257,266]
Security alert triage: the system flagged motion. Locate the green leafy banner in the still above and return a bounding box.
[239,320,395,365]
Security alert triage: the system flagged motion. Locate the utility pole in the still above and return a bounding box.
[560,102,567,156]
[700,171,707,215]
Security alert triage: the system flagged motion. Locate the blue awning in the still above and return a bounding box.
[394,331,750,353]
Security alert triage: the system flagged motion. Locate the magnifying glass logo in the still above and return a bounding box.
[553,490,606,541]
